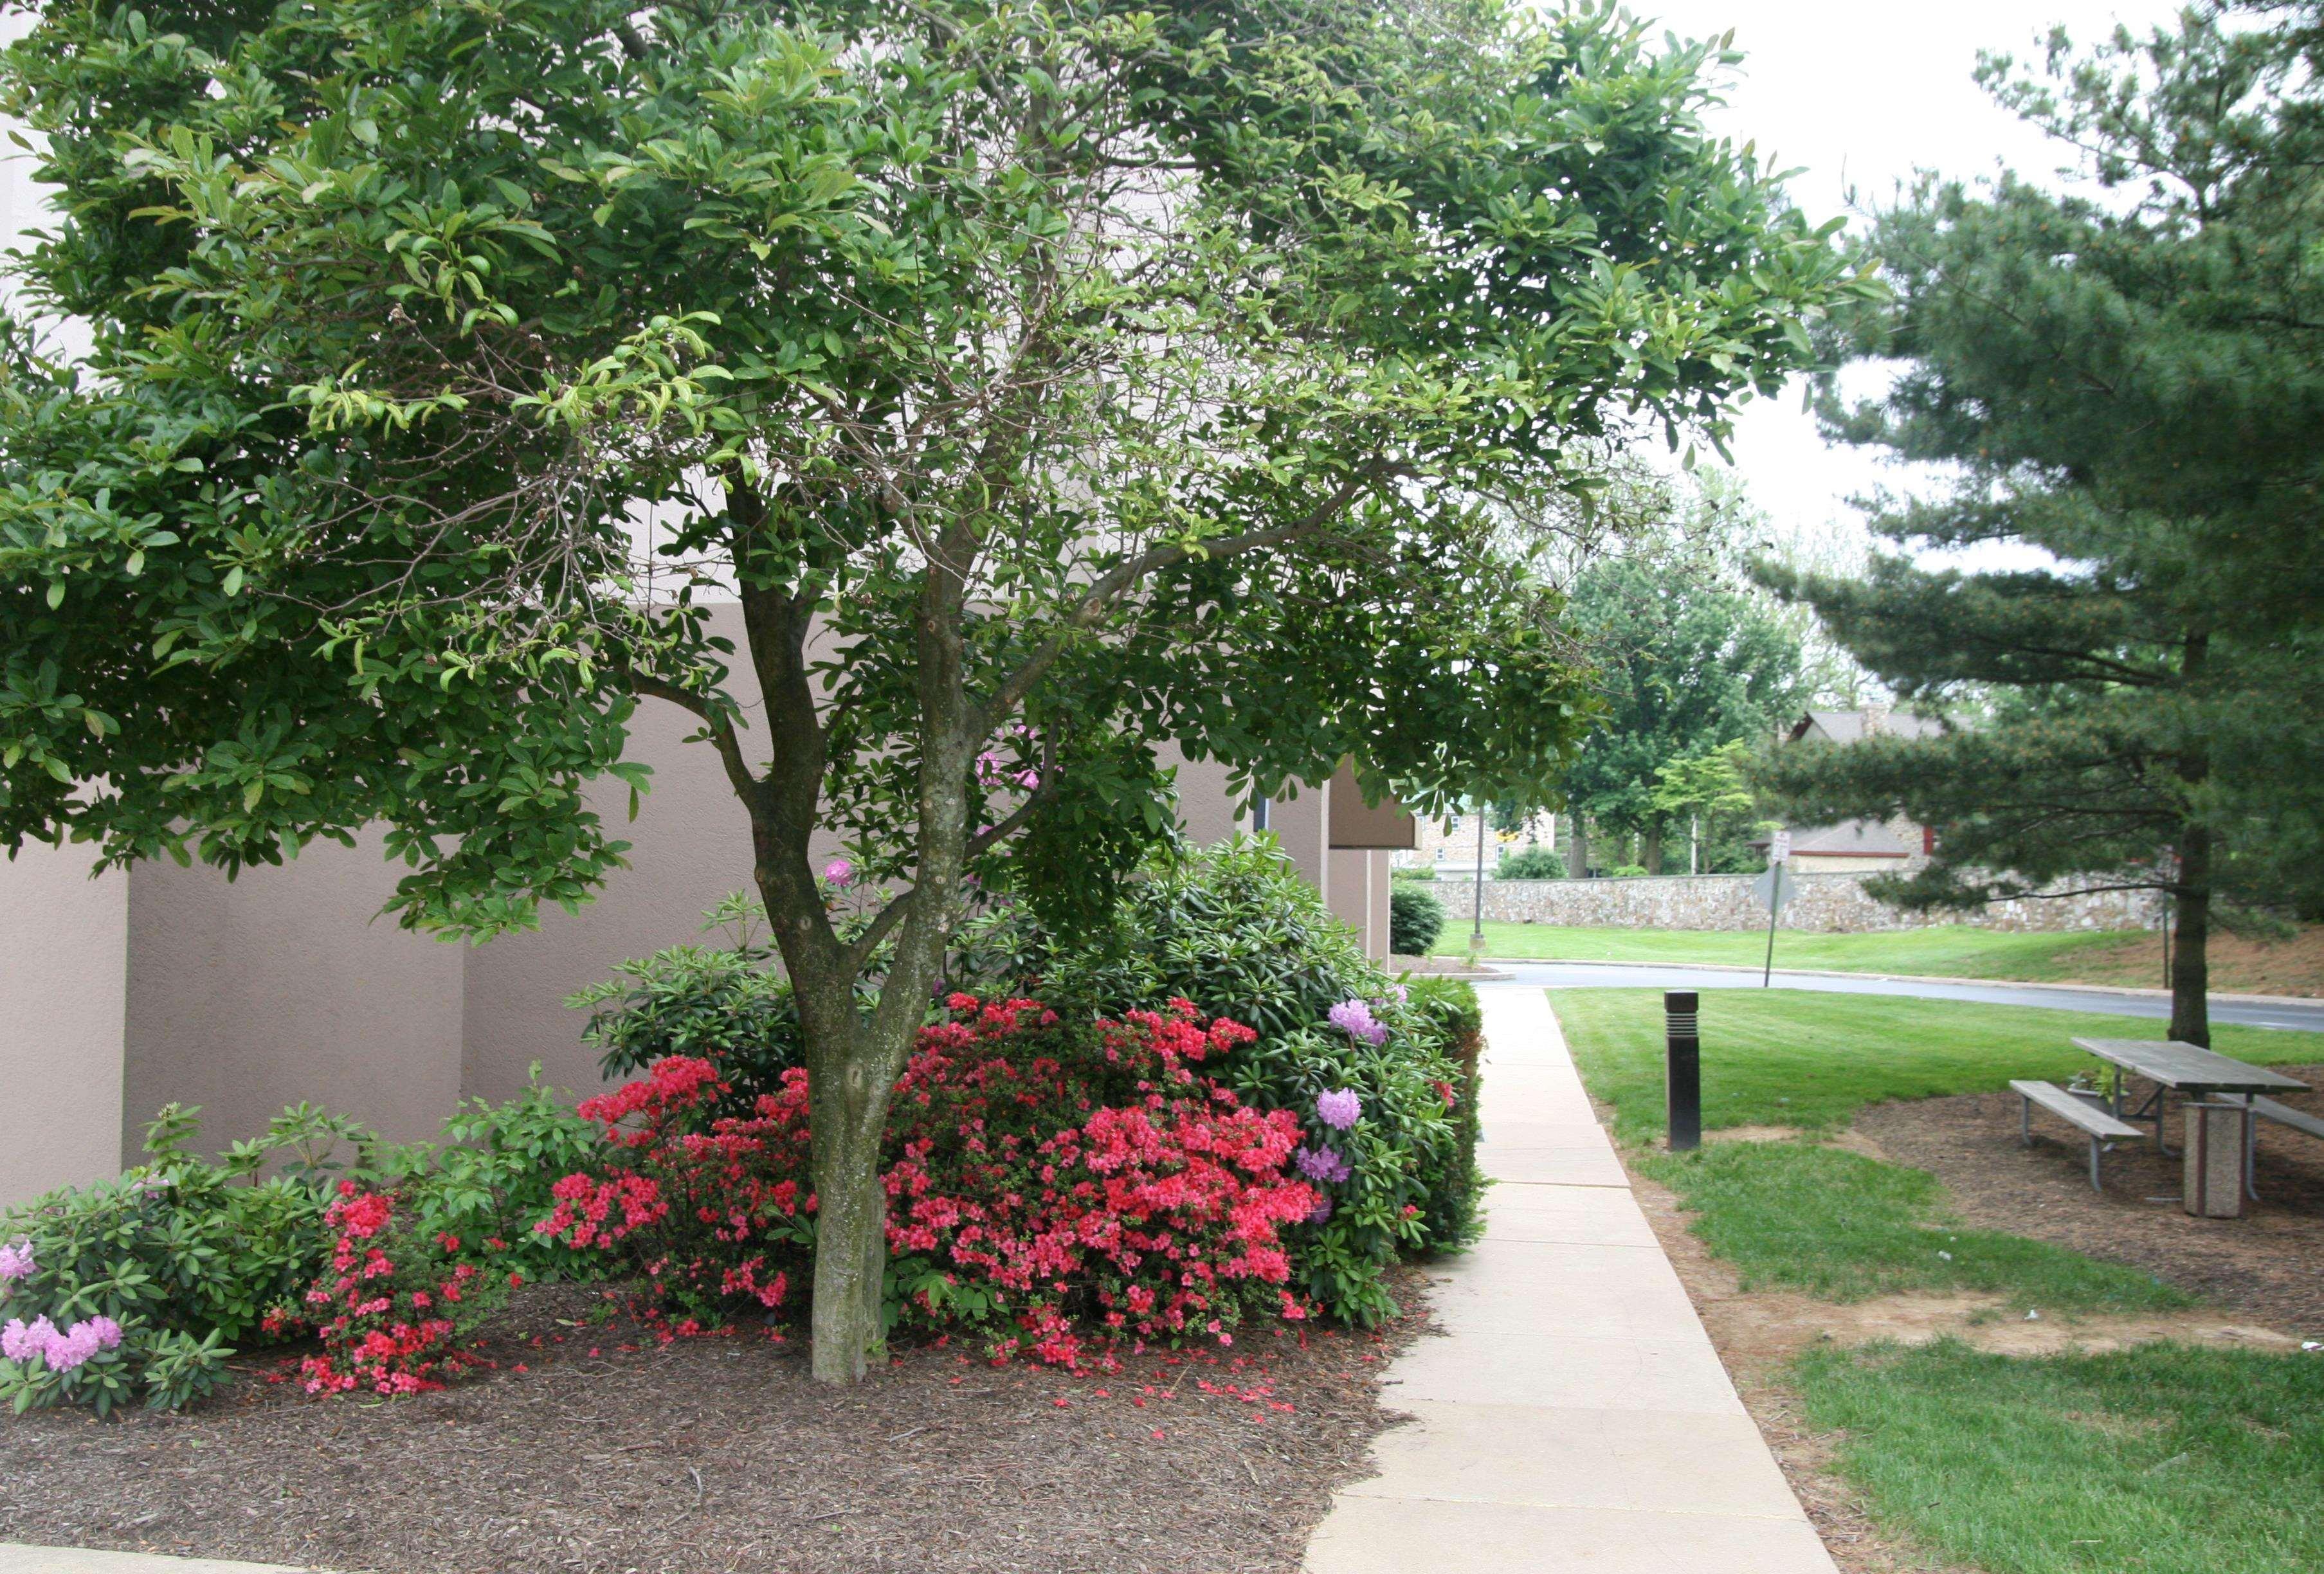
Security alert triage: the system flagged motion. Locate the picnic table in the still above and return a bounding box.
[2071,1038,2310,1214]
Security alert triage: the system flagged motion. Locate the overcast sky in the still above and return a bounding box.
[1633,0,2187,553]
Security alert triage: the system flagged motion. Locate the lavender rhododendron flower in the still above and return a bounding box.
[822,858,855,889]
[1327,999,1388,1047]
[0,1316,50,1362]
[1,1314,123,1370]
[1314,1088,1362,1130]
[1295,1146,1352,1185]
[1306,1195,1334,1225]
[0,1240,32,1283]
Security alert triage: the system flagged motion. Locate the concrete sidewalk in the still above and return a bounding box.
[1302,987,1836,1573]
[0,1550,319,1573]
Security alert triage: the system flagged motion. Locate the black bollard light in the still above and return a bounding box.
[1666,990,1700,1153]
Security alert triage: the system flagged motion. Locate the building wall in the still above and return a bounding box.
[120,831,467,1167]
[1430,872,2162,934]
[457,606,829,1107]
[0,844,128,1203]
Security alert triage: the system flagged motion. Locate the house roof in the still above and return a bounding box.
[1784,819,1915,858]
[1788,709,1943,745]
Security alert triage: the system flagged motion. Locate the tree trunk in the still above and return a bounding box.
[2168,820,2212,1047]
[806,1056,896,1384]
[1642,819,1665,876]
[1567,815,1588,878]
[2168,629,2213,1048]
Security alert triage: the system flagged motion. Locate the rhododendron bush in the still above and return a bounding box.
[541,997,1327,1364]
[0,1105,358,1416]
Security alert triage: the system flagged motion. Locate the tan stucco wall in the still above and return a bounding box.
[0,844,129,1206]
[1326,847,1377,960]
[1165,746,1246,849]
[121,831,466,1165]
[460,694,785,1108]
[1268,779,1329,900]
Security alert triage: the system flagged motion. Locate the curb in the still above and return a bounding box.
[1452,955,2320,1009]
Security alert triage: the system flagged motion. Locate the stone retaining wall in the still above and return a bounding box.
[1420,871,2159,934]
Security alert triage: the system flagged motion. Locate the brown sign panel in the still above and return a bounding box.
[1327,759,1417,849]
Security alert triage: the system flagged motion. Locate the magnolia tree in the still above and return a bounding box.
[0,0,1866,1381]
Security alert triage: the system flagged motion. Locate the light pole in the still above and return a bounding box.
[1471,803,1487,952]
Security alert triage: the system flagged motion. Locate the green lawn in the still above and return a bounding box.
[1793,1339,2324,1574]
[1554,987,2324,1144]
[1433,919,2147,980]
[1551,987,2324,1573]
[1635,1141,2188,1310]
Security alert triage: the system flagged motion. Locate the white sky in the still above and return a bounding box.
[1632,1,2186,555]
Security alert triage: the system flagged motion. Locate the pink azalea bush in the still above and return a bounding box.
[297,1183,516,1395]
[1,1313,122,1369]
[539,996,1321,1367]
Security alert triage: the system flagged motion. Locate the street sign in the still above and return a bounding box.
[1750,864,1794,917]
[1769,829,1792,864]
[1754,860,1790,987]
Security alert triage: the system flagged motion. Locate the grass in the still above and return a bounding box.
[1792,1339,2324,1574]
[1431,919,2148,978]
[1553,986,2324,1145]
[1429,917,2324,995]
[1634,1141,2188,1310]
[1552,986,2324,1571]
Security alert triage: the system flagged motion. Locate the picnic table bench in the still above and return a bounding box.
[2069,1038,2310,1216]
[2010,1080,2143,1190]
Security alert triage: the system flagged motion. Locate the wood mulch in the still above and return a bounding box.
[1856,1063,2324,1337]
[0,1271,1430,1574]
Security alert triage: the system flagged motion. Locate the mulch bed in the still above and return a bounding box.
[1856,1063,2324,1336]
[0,1271,1430,1573]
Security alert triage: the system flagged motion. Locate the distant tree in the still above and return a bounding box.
[1757,1,2324,1045]
[0,0,1866,1379]
[1651,739,1768,873]
[1494,844,1566,880]
[1562,532,1806,874]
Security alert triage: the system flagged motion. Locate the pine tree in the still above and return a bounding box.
[1756,1,2324,1045]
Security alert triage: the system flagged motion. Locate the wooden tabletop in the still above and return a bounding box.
[2071,1037,2311,1094]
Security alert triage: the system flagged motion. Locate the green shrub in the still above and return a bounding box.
[1495,845,1566,880]
[570,942,807,1115]
[1392,865,1437,882]
[0,1105,362,1416]
[1404,977,1486,1247]
[1388,883,1446,954]
[1604,863,1649,878]
[363,1069,605,1282]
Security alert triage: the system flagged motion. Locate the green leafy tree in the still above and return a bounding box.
[0,0,1865,1380]
[1650,738,1766,873]
[1562,537,1805,873]
[1756,1,2324,1045]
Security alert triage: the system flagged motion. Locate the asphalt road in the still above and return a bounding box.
[1487,960,2324,1035]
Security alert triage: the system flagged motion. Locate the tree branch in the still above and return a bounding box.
[631,673,763,806]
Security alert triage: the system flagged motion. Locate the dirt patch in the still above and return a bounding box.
[1630,1171,2298,1378]
[2033,928,2324,997]
[0,1273,1430,1574]
[1856,1067,2324,1337]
